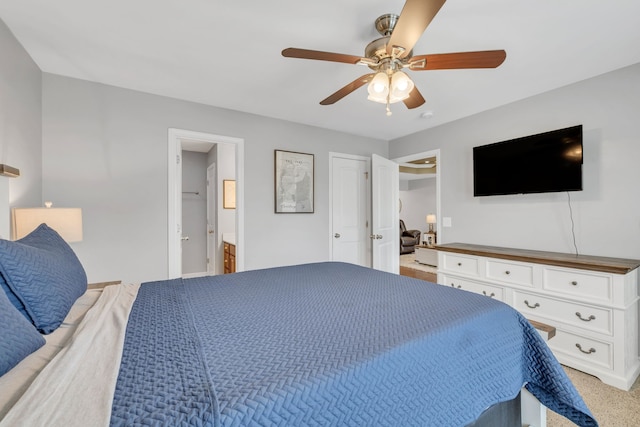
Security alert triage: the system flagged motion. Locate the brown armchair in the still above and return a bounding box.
[400,220,421,254]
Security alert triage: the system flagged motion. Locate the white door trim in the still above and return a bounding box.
[168,128,245,279]
[206,163,216,274]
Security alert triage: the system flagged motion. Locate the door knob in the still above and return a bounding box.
[334,233,341,238]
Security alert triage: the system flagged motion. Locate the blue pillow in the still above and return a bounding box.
[0,286,45,376]
[0,224,87,334]
[0,272,29,320]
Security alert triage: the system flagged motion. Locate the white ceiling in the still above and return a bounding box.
[2,0,639,141]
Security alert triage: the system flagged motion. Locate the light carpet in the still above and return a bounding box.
[399,253,438,274]
[548,366,639,426]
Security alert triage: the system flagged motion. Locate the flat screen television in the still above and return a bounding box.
[473,125,583,196]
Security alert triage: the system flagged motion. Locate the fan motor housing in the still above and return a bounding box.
[364,37,390,60]
[366,14,413,69]
[375,13,399,36]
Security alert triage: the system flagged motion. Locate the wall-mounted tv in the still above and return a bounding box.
[473,125,583,197]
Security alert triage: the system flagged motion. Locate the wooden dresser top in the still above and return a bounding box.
[436,243,640,275]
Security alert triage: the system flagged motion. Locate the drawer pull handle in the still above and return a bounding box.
[575,343,596,355]
[505,271,511,275]
[575,312,596,322]
[450,283,462,289]
[483,291,496,298]
[571,281,578,286]
[457,262,462,266]
[524,300,540,309]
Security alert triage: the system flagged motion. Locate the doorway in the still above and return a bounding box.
[181,150,213,277]
[393,149,441,270]
[167,128,245,279]
[329,150,438,273]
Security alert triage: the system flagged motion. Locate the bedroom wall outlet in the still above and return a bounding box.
[443,217,452,228]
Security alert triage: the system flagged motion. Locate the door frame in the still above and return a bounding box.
[206,163,216,274]
[393,148,441,244]
[168,128,245,279]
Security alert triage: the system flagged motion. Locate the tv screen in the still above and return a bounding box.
[473,125,583,197]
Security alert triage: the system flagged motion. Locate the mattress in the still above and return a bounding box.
[2,262,597,426]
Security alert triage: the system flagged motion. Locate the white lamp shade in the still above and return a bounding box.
[367,72,390,104]
[390,71,414,102]
[426,214,436,224]
[11,207,83,242]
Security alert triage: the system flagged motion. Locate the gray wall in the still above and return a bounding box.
[41,73,388,284]
[9,13,637,279]
[0,19,42,211]
[390,63,640,260]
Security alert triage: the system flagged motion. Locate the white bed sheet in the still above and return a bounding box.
[0,288,102,417]
[0,283,140,426]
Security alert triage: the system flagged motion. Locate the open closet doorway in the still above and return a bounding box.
[180,149,214,277]
[393,149,441,275]
[168,129,245,280]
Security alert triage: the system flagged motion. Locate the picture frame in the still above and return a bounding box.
[223,180,236,209]
[274,150,314,213]
[424,233,436,248]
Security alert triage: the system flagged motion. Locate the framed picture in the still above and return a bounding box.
[274,150,314,213]
[223,180,236,209]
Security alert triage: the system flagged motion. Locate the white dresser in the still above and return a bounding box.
[436,243,640,391]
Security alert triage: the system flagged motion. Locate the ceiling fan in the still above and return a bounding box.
[282,0,506,116]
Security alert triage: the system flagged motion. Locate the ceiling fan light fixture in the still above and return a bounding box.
[367,72,390,103]
[282,0,505,114]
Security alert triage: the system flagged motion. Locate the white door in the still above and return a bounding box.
[371,154,399,273]
[206,164,216,274]
[330,156,369,267]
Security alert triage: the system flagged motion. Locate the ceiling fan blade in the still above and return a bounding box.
[387,0,447,58]
[282,48,363,65]
[320,74,375,105]
[410,50,507,70]
[403,87,426,109]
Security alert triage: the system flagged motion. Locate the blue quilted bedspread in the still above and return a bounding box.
[110,262,597,426]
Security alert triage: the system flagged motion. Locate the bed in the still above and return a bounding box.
[0,224,597,426]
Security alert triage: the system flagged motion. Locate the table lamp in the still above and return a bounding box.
[11,202,83,242]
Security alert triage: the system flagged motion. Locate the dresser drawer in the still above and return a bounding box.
[442,275,504,301]
[543,268,612,303]
[441,253,479,277]
[548,330,612,370]
[513,291,612,335]
[486,260,534,287]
